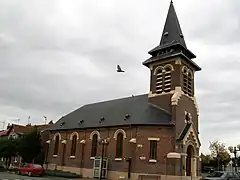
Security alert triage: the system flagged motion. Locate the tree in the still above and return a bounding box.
[0,137,19,167]
[209,140,226,157]
[209,140,231,168]
[18,129,42,163]
[201,153,212,165]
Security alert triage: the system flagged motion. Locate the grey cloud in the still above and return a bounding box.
[1,0,240,153]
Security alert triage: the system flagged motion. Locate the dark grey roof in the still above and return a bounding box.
[50,94,173,131]
[159,1,186,48]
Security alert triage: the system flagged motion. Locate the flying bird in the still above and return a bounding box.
[117,65,125,72]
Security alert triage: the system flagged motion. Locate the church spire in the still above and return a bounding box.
[160,1,186,48]
[143,2,201,71]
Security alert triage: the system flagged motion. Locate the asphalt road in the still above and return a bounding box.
[0,172,75,180]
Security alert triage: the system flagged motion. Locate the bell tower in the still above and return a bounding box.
[143,1,202,177]
[143,1,201,112]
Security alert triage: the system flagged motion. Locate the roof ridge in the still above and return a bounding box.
[85,93,148,107]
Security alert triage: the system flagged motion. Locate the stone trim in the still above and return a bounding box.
[70,132,79,140]
[113,129,127,139]
[53,133,61,140]
[170,87,199,115]
[148,137,160,141]
[115,158,122,161]
[183,124,200,148]
[171,87,183,105]
[89,131,101,140]
[148,90,174,98]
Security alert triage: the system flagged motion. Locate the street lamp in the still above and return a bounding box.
[228,145,240,172]
[99,138,110,180]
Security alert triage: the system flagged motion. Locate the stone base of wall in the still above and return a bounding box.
[46,164,202,180]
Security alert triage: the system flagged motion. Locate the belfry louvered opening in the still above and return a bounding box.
[156,69,163,94]
[164,67,171,92]
[155,64,173,94]
[182,66,193,96]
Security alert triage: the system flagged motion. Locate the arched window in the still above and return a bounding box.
[163,66,172,92]
[115,133,123,158]
[53,135,60,155]
[70,135,77,156]
[91,134,98,157]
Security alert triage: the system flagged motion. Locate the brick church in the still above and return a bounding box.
[46,1,201,180]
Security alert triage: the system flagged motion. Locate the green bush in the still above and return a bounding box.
[45,169,82,178]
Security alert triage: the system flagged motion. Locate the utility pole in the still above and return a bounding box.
[0,120,5,130]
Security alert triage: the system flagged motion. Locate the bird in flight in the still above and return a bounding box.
[117,65,125,72]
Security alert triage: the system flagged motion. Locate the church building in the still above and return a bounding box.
[46,2,202,180]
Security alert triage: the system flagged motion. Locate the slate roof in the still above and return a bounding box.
[177,123,192,140]
[50,94,173,131]
[159,1,186,48]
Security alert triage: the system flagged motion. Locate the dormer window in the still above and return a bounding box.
[164,32,169,36]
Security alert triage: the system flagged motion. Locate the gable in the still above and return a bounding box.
[177,123,200,148]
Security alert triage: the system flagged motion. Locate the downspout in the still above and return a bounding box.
[80,130,86,175]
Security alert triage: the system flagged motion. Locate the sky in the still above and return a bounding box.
[0,0,240,154]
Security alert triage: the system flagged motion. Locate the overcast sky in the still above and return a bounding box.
[0,0,240,154]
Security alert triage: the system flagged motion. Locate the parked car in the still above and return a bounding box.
[201,171,240,180]
[18,163,45,177]
[202,166,215,173]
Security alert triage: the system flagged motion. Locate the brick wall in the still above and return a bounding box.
[47,125,175,175]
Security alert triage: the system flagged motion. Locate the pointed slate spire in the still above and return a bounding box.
[160,1,186,48]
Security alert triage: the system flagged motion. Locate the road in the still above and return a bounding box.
[0,172,77,180]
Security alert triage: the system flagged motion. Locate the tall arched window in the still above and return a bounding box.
[115,133,123,158]
[53,135,60,155]
[70,135,77,156]
[163,66,172,92]
[91,134,98,157]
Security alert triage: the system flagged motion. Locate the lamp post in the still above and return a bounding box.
[99,138,110,180]
[228,145,240,172]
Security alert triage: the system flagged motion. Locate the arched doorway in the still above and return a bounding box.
[186,145,194,176]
